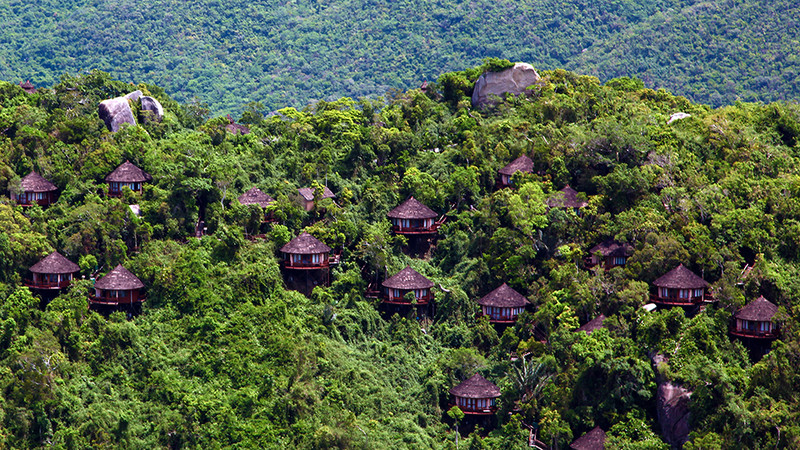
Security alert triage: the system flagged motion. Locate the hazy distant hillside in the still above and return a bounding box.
[569,0,800,106]
[1,0,797,114]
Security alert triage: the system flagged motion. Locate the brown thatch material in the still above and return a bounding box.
[570,427,607,450]
[653,264,708,289]
[19,80,36,94]
[382,266,434,290]
[499,155,534,176]
[280,232,331,254]
[577,315,606,334]
[298,186,335,202]
[387,197,437,219]
[94,264,144,290]
[589,239,632,258]
[29,251,80,274]
[449,374,501,399]
[547,185,588,208]
[105,161,152,183]
[226,115,250,135]
[20,171,57,192]
[735,296,778,322]
[477,283,529,308]
[238,187,275,208]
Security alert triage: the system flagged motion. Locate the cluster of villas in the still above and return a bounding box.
[10,154,784,444]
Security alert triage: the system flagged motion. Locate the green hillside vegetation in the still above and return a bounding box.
[1,0,797,115]
[0,63,799,448]
[570,0,800,107]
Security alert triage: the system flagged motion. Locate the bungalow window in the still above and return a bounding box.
[311,254,320,264]
[659,287,669,298]
[613,256,626,266]
[679,289,690,299]
[760,321,771,332]
[693,288,704,298]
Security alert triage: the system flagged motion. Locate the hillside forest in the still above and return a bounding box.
[1,0,799,115]
[1,62,800,448]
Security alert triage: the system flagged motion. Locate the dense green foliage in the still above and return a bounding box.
[1,64,800,448]
[1,0,798,115]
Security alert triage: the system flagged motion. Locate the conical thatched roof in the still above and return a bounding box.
[238,187,275,208]
[29,251,80,274]
[298,186,335,202]
[280,232,331,254]
[547,185,588,208]
[94,264,144,290]
[387,197,438,219]
[449,374,501,399]
[735,296,778,322]
[105,161,152,183]
[20,171,57,192]
[477,283,529,308]
[589,239,633,257]
[653,264,708,289]
[576,315,606,334]
[570,427,607,450]
[382,266,434,290]
[499,155,534,176]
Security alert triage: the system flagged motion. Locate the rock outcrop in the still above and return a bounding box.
[99,91,165,131]
[668,112,691,124]
[140,96,164,123]
[99,96,136,132]
[652,354,691,448]
[471,62,540,108]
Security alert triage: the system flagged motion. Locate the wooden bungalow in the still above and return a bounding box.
[280,232,331,269]
[731,296,779,340]
[297,186,335,211]
[225,114,250,135]
[576,314,606,334]
[477,283,529,324]
[546,185,588,210]
[25,251,79,291]
[449,374,501,415]
[105,161,152,197]
[387,197,440,235]
[280,232,332,294]
[238,187,276,222]
[381,266,434,317]
[91,264,145,307]
[14,171,58,206]
[569,426,607,450]
[587,239,633,270]
[651,264,712,306]
[498,155,534,188]
[19,80,36,94]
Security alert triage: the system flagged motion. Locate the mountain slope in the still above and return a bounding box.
[569,0,800,106]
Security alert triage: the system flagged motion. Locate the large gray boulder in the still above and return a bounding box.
[657,382,691,448]
[652,354,691,448]
[125,90,143,101]
[99,96,136,132]
[471,62,540,108]
[140,96,164,123]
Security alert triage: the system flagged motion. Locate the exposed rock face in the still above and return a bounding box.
[657,382,691,448]
[140,96,164,123]
[471,62,540,108]
[99,96,136,132]
[652,354,691,448]
[668,112,691,124]
[125,90,143,101]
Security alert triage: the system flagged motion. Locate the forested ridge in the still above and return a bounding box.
[1,0,799,115]
[1,63,800,448]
